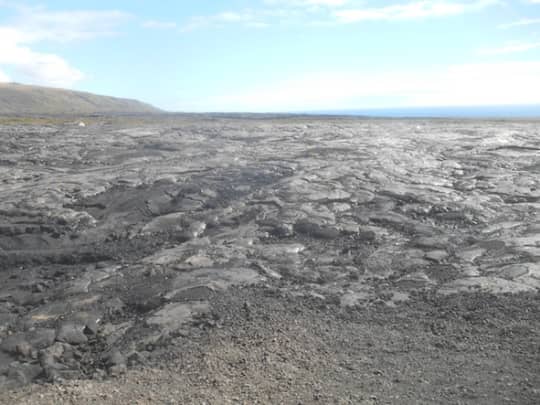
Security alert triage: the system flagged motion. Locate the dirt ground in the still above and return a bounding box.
[2,287,539,404]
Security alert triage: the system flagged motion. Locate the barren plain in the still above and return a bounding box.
[0,116,539,404]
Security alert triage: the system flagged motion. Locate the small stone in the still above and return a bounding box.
[56,322,87,345]
[108,364,127,377]
[439,277,536,295]
[413,236,450,249]
[104,349,125,367]
[457,247,486,263]
[188,221,206,238]
[68,312,101,335]
[92,368,107,380]
[425,250,449,262]
[26,328,56,350]
[104,297,125,315]
[39,342,80,382]
[39,342,65,370]
[147,302,210,333]
[99,321,133,346]
[15,341,33,358]
[0,313,17,335]
[183,255,214,268]
[497,264,529,280]
[0,334,22,354]
[127,351,145,366]
[294,220,340,240]
[7,362,43,386]
[31,283,46,293]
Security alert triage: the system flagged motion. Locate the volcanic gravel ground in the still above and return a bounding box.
[0,116,539,403]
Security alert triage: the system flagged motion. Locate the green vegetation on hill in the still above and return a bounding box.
[0,82,161,115]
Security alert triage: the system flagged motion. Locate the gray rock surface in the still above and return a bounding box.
[56,323,88,345]
[0,116,538,388]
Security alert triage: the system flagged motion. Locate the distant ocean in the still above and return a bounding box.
[307,105,540,118]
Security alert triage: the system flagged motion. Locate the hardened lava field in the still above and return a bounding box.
[0,116,539,404]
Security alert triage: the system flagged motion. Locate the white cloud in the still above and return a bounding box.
[9,8,130,43]
[200,61,540,111]
[185,0,500,30]
[0,27,84,87]
[182,10,267,31]
[184,0,353,30]
[498,18,540,29]
[264,0,349,7]
[0,7,128,88]
[142,20,177,30]
[335,0,500,22]
[302,0,349,5]
[479,41,540,55]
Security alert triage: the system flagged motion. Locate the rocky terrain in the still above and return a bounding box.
[0,116,539,403]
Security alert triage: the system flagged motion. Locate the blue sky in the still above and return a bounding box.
[1,0,539,112]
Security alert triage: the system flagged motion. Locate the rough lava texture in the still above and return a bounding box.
[0,116,539,404]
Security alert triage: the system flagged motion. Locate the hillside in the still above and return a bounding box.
[0,82,161,115]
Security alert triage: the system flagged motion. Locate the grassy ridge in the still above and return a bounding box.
[0,82,161,115]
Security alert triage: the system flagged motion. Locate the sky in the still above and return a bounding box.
[0,0,539,112]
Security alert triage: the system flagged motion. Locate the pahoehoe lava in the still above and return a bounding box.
[0,116,539,404]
